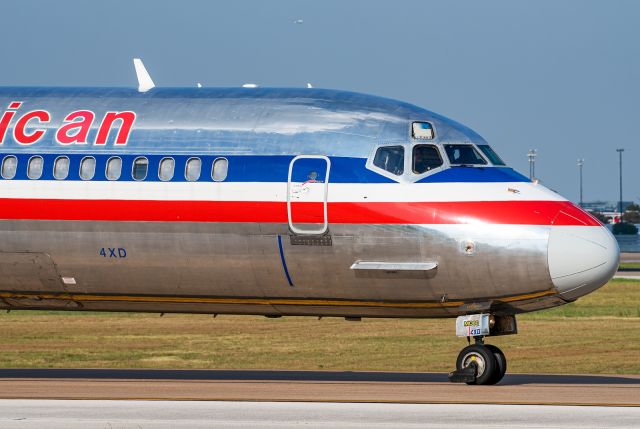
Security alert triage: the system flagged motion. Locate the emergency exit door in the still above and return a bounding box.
[287,155,330,235]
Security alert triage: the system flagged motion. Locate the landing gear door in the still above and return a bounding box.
[287,155,330,235]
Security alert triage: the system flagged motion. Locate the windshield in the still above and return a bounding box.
[444,144,487,165]
[373,145,404,175]
[413,145,443,174]
[477,144,506,166]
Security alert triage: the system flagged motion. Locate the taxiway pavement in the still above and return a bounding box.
[0,400,640,429]
[0,400,638,428]
[0,369,638,406]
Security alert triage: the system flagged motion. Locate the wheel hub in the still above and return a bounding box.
[462,352,486,377]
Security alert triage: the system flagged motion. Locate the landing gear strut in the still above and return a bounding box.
[448,314,515,385]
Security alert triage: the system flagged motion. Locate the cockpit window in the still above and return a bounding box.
[373,146,404,175]
[412,122,434,140]
[413,145,443,174]
[444,144,487,165]
[477,144,506,166]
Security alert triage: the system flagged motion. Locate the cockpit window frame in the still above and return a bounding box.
[366,143,410,182]
[412,144,444,175]
[443,144,489,166]
[367,137,501,183]
[366,142,449,183]
[372,145,405,176]
[477,144,506,166]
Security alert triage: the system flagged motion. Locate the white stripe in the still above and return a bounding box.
[0,181,566,203]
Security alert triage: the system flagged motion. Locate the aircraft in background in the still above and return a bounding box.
[0,60,618,385]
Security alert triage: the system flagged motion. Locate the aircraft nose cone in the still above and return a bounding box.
[548,226,619,300]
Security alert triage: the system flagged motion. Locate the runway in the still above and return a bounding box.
[0,369,639,406]
[1,400,639,428]
[615,274,640,279]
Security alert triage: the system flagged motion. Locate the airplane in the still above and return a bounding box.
[0,60,619,385]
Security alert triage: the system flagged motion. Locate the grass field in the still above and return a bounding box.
[620,262,640,270]
[0,279,638,374]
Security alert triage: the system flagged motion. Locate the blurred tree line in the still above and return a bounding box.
[623,203,640,224]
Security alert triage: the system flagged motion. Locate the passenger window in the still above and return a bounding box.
[159,157,175,181]
[477,144,506,166]
[106,157,122,180]
[412,122,434,140]
[185,157,201,181]
[1,156,17,179]
[412,145,443,174]
[27,156,44,180]
[444,144,487,165]
[373,146,404,175]
[79,157,96,180]
[211,157,228,182]
[53,156,70,180]
[132,157,148,181]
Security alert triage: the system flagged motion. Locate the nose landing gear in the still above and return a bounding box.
[448,314,515,385]
[449,340,507,385]
[485,344,507,384]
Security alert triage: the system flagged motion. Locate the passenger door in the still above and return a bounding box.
[287,155,330,235]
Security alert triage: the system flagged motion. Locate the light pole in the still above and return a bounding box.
[577,158,584,207]
[616,148,624,219]
[527,149,537,180]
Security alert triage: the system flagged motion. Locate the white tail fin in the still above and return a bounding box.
[133,58,155,93]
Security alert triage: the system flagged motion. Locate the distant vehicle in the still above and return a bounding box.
[0,61,619,385]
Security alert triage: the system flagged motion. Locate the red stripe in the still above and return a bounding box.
[0,198,601,226]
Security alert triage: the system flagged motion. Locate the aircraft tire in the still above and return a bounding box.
[485,344,507,385]
[456,344,497,385]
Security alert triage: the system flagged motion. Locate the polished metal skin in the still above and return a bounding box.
[0,87,481,157]
[0,87,619,318]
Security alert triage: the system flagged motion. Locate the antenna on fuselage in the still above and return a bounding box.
[133,58,156,93]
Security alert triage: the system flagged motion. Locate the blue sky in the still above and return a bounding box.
[1,0,638,202]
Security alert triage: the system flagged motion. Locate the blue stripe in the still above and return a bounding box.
[277,235,294,287]
[418,167,530,183]
[0,153,530,184]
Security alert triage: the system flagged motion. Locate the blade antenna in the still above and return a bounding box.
[133,58,155,93]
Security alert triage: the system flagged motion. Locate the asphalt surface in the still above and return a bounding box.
[0,369,639,406]
[0,400,638,428]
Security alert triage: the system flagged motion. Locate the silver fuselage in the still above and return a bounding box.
[0,87,619,318]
